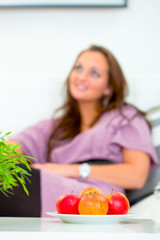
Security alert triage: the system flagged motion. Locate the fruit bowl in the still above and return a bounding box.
[46,211,135,224]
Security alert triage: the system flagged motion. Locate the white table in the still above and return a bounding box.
[130,194,160,224]
[0,217,160,240]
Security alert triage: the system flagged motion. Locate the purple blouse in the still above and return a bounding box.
[13,105,159,217]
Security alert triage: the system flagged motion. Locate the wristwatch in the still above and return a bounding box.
[79,163,91,179]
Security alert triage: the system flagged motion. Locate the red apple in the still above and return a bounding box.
[106,192,130,215]
[56,194,81,214]
[79,186,105,197]
[78,193,108,215]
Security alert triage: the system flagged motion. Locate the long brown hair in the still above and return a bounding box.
[47,45,146,159]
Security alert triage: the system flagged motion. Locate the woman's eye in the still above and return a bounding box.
[75,66,82,72]
[92,71,100,77]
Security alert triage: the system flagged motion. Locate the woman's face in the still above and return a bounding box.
[69,51,111,105]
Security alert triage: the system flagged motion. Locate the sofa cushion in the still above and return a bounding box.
[126,105,160,205]
[126,165,160,205]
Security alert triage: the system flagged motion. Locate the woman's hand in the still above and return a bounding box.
[6,139,24,155]
[32,163,80,178]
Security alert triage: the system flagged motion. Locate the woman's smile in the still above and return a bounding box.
[75,83,88,91]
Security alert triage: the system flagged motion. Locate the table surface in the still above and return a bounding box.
[0,217,160,240]
[0,217,160,233]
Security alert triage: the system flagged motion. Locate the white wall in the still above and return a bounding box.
[0,0,160,136]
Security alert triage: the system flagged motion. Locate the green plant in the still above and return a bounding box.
[0,131,33,196]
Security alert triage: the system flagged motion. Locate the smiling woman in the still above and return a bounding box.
[1,44,158,218]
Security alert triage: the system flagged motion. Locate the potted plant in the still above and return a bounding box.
[0,131,33,196]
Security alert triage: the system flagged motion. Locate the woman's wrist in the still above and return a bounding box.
[68,164,80,178]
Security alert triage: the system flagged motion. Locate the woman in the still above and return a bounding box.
[4,45,159,217]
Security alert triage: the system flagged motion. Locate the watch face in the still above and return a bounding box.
[79,163,91,179]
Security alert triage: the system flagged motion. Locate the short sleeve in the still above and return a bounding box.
[12,119,54,163]
[110,113,159,168]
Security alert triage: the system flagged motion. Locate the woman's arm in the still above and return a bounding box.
[33,148,151,190]
[8,139,150,189]
[89,149,151,189]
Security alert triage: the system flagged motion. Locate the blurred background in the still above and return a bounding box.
[0,0,160,136]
